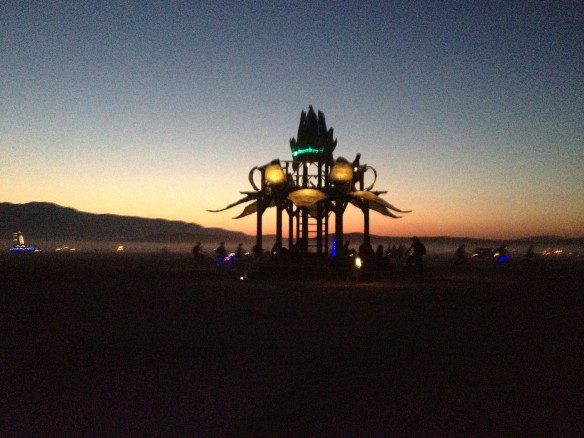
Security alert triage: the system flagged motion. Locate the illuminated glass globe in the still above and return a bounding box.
[330,161,353,182]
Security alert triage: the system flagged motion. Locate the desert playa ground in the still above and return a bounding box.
[2,252,583,436]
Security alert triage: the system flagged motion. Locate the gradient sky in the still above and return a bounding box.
[2,1,583,239]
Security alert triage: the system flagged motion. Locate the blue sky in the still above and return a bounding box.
[2,1,583,238]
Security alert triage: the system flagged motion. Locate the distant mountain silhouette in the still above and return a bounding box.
[0,202,250,242]
[2,202,582,249]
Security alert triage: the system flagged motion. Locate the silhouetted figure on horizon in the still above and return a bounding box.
[358,238,376,276]
[358,238,375,259]
[252,244,263,257]
[526,245,536,260]
[192,242,204,259]
[271,241,282,256]
[215,242,227,257]
[495,244,508,260]
[455,244,468,261]
[236,243,246,259]
[397,243,406,259]
[407,236,426,276]
[339,240,355,257]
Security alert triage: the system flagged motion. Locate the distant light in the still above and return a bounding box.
[9,246,39,253]
[355,257,362,269]
[117,245,124,252]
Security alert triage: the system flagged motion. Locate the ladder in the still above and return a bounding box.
[286,160,331,254]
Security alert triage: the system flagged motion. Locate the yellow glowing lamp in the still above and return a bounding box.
[287,189,328,208]
[264,163,286,186]
[330,161,353,182]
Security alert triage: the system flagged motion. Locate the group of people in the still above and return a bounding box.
[340,236,427,277]
[193,237,429,276]
[192,242,248,259]
[455,243,540,263]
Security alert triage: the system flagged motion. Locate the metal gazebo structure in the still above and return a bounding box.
[208,106,410,256]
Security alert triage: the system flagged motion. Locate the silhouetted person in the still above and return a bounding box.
[192,242,204,259]
[358,238,376,276]
[271,241,282,256]
[347,241,356,257]
[525,245,536,260]
[252,244,263,257]
[215,242,227,257]
[339,240,355,257]
[455,244,467,261]
[397,243,406,259]
[407,236,426,276]
[236,243,246,259]
[358,238,375,258]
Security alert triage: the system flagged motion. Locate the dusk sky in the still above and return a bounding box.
[2,1,583,239]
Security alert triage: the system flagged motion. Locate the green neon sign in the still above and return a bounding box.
[292,146,325,157]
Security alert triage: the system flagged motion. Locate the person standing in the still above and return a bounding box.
[455,244,469,263]
[407,236,426,276]
[215,242,227,257]
[192,242,203,259]
[236,243,246,259]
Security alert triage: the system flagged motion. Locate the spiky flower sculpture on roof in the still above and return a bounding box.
[208,106,410,255]
[290,105,337,163]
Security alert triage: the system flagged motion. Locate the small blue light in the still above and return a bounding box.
[497,255,510,263]
[9,246,39,253]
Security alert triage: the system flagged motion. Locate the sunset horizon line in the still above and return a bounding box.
[3,200,582,243]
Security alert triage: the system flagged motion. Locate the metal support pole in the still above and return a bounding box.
[256,199,263,255]
[288,204,294,250]
[324,207,329,255]
[363,200,370,243]
[316,163,323,254]
[335,202,343,251]
[302,208,308,253]
[276,204,283,249]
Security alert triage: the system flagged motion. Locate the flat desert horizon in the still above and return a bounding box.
[3,234,584,258]
[2,251,583,435]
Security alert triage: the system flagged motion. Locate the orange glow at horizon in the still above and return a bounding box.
[198,201,584,241]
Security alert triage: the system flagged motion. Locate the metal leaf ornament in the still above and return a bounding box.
[206,193,259,213]
[348,191,412,218]
[233,200,276,219]
[232,200,258,219]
